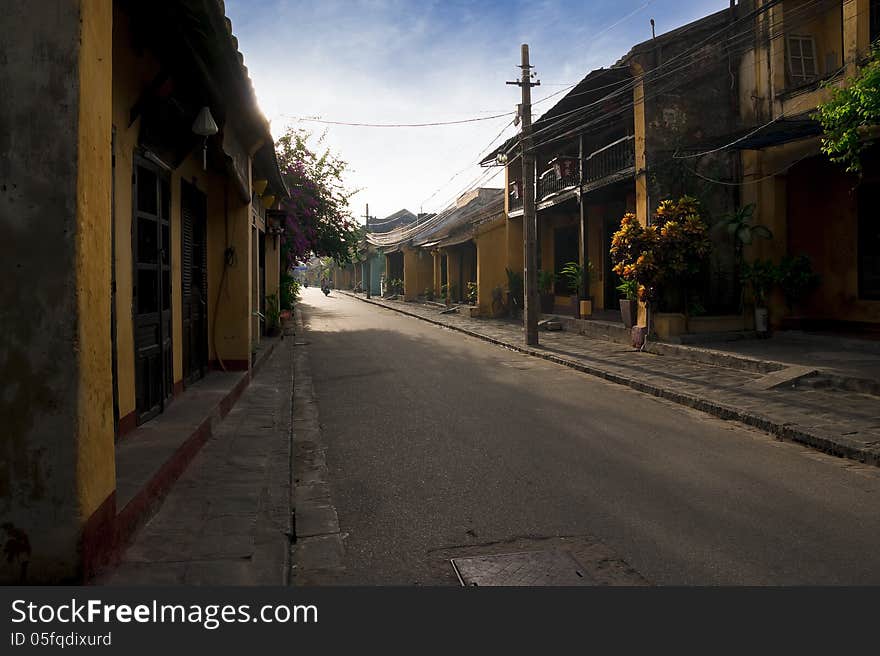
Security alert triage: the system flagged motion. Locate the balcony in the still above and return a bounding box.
[583,135,635,192]
[509,181,523,213]
[507,136,635,215]
[538,157,579,202]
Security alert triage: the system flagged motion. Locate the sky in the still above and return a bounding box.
[225,0,727,222]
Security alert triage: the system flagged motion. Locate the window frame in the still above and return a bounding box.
[786,34,819,87]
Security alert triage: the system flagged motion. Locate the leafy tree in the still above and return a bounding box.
[814,47,880,173]
[275,127,361,271]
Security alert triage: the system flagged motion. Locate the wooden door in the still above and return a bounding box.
[133,158,172,423]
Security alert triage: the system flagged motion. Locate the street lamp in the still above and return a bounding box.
[267,211,284,248]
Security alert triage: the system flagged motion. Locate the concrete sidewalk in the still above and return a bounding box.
[340,291,880,468]
[99,334,295,586]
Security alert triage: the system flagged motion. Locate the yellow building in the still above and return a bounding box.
[485,6,757,336]
[1,0,286,583]
[737,0,880,329]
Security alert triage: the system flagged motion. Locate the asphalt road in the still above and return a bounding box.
[300,287,880,585]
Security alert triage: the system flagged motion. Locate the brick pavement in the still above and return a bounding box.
[341,292,880,467]
[100,335,295,585]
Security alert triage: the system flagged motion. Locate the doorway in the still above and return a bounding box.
[133,157,173,424]
[603,203,625,310]
[553,225,579,295]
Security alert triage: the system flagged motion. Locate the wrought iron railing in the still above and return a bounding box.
[584,135,635,186]
[538,167,579,201]
[509,184,524,212]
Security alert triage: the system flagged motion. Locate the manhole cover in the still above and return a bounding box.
[451,550,594,586]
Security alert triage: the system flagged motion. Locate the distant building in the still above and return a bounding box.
[367,209,418,234]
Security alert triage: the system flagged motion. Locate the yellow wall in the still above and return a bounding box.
[76,0,115,521]
[403,246,433,300]
[476,219,507,315]
[632,64,649,326]
[632,68,649,228]
[738,1,878,325]
[445,248,461,301]
[432,251,442,296]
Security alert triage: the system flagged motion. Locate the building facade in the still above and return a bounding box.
[1,0,286,582]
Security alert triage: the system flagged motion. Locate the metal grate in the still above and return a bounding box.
[451,550,594,586]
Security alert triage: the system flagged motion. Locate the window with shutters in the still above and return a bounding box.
[787,35,818,86]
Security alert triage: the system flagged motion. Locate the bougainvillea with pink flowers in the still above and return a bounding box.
[275,127,361,271]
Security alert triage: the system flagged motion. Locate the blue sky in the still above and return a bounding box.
[225,0,728,220]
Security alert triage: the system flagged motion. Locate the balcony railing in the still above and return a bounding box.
[509,180,524,212]
[538,166,579,202]
[584,135,634,188]
[507,136,635,212]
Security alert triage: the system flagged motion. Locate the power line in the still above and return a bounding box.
[290,112,514,128]
[516,0,838,154]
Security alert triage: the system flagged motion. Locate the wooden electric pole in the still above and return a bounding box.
[508,44,540,346]
[362,203,371,299]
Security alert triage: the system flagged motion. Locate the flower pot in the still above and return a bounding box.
[569,295,580,317]
[754,306,769,335]
[540,293,554,314]
[579,299,592,319]
[620,299,638,329]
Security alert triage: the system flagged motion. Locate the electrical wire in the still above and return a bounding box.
[514,0,845,155]
[291,112,515,128]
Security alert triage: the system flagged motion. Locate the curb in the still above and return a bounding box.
[339,291,880,468]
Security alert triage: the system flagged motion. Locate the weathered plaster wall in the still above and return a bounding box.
[784,155,880,323]
[506,216,523,275]
[476,219,507,315]
[207,178,252,368]
[0,0,113,583]
[75,0,115,569]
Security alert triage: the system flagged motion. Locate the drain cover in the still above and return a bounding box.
[451,550,594,586]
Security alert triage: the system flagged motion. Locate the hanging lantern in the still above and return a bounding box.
[191,106,219,171]
[253,179,268,196]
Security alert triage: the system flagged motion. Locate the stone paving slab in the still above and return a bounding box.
[341,292,880,468]
[100,335,295,586]
[290,306,347,585]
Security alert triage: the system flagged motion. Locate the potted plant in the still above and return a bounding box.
[265,293,282,336]
[616,279,639,329]
[537,270,556,314]
[466,281,478,305]
[559,261,593,318]
[777,254,819,315]
[740,259,778,336]
[505,268,523,318]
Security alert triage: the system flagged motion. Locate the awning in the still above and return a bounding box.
[437,232,475,249]
[728,113,822,150]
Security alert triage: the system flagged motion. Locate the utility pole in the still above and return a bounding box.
[362,203,371,299]
[508,44,540,346]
